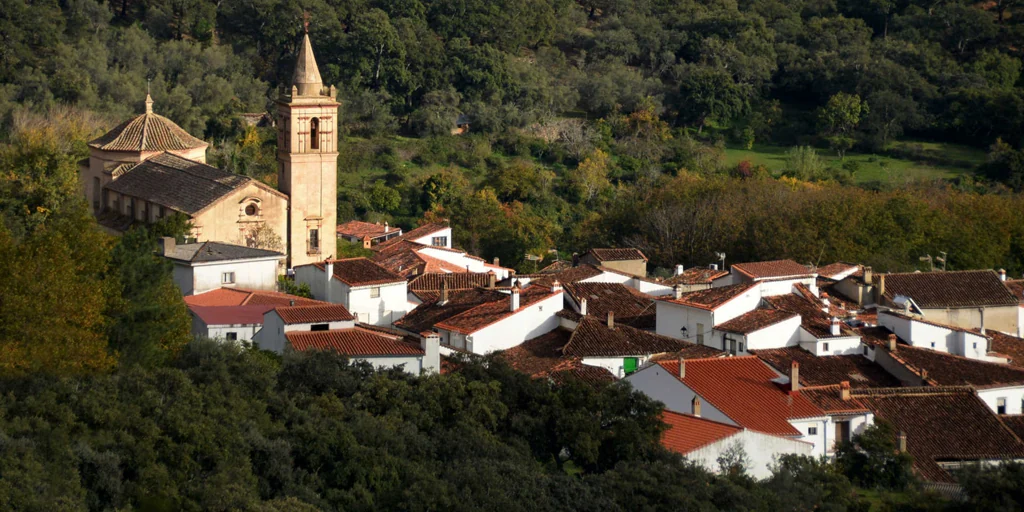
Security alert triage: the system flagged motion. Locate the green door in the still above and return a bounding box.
[624,357,639,375]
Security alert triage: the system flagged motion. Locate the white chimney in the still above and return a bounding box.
[675,264,685,276]
[830,317,841,336]
[821,293,830,312]
[439,280,449,306]
[420,331,441,374]
[673,285,683,300]
[324,259,334,303]
[691,396,701,417]
[607,311,615,329]
[791,361,800,392]
[551,279,562,293]
[999,268,1007,282]
[510,283,521,311]
[579,297,588,316]
[678,358,685,379]
[709,263,718,271]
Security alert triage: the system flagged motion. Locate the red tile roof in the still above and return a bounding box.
[1006,279,1024,304]
[184,288,321,307]
[435,286,559,335]
[662,267,729,286]
[715,308,798,334]
[499,328,574,377]
[311,258,405,287]
[189,305,274,326]
[537,260,573,274]
[655,357,825,436]
[395,288,507,334]
[586,248,648,262]
[884,343,1024,389]
[752,347,901,388]
[563,282,656,329]
[408,272,493,292]
[562,317,687,357]
[763,292,852,339]
[661,411,741,454]
[659,282,757,311]
[731,260,814,279]
[336,220,399,238]
[852,387,1024,482]
[1001,414,1024,440]
[881,270,1019,308]
[990,331,1024,368]
[275,304,355,324]
[286,327,424,356]
[546,361,617,386]
[815,262,861,280]
[799,385,871,414]
[89,110,207,152]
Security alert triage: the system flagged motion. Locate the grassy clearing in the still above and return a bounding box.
[723,141,985,184]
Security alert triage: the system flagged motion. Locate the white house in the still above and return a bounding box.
[336,219,401,244]
[712,309,802,355]
[877,310,992,360]
[285,327,441,374]
[625,357,868,457]
[374,222,452,249]
[661,410,814,479]
[559,315,698,377]
[188,304,272,342]
[294,258,408,326]
[253,303,356,353]
[160,237,284,296]
[655,283,761,348]
[434,282,564,354]
[729,260,818,297]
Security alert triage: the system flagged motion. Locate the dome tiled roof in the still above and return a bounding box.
[89,97,207,152]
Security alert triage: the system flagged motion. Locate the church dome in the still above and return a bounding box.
[89,95,207,152]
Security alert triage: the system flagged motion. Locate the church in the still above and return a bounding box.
[79,32,338,269]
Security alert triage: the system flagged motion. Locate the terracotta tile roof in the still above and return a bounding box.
[731,260,814,280]
[852,386,1024,482]
[189,305,274,326]
[989,331,1024,368]
[163,241,283,263]
[885,343,1024,389]
[799,385,871,414]
[752,347,901,388]
[374,222,448,249]
[563,282,656,329]
[1006,279,1024,304]
[562,317,687,357]
[183,288,321,307]
[586,248,648,262]
[310,258,405,287]
[815,262,861,280]
[537,264,606,284]
[286,327,424,356]
[537,260,573,274]
[395,288,507,334]
[547,361,617,386]
[659,282,757,311]
[408,272,492,292]
[881,270,1019,308]
[89,111,207,152]
[275,304,354,324]
[763,292,852,338]
[655,357,826,436]
[715,308,798,334]
[336,220,399,238]
[856,325,897,347]
[436,286,559,335]
[104,152,262,215]
[662,267,729,286]
[499,328,574,377]
[661,411,742,454]
[1001,415,1024,440]
[647,344,728,362]
[372,241,430,277]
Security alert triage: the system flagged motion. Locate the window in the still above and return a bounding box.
[863,346,869,356]
[808,427,818,436]
[308,228,320,253]
[225,332,238,341]
[311,323,329,332]
[310,117,319,150]
[738,342,744,353]
[431,236,448,247]
[822,342,830,352]
[221,272,235,284]
[696,323,704,345]
[973,342,978,350]
[370,287,380,298]
[931,342,936,348]
[245,203,258,216]
[728,338,737,355]
[835,421,851,444]
[998,397,1007,415]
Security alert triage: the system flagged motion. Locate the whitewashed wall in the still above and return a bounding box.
[294,264,407,326]
[173,257,281,295]
[417,246,511,279]
[410,227,452,248]
[460,292,564,353]
[758,277,817,297]
[799,335,864,356]
[791,413,873,458]
[625,365,736,425]
[741,316,803,351]
[878,311,988,358]
[582,355,652,378]
[685,431,814,479]
[656,302,714,344]
[978,386,1024,415]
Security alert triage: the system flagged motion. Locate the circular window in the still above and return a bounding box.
[245,203,258,216]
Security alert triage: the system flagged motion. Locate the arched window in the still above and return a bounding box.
[310,117,320,150]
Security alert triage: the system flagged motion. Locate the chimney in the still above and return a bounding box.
[830,317,841,336]
[384,221,388,231]
[898,431,907,453]
[362,235,372,249]
[487,270,496,289]
[790,361,800,392]
[887,334,898,351]
[709,263,718,271]
[673,285,684,300]
[840,381,850,401]
[324,259,334,303]
[877,274,886,301]
[675,264,685,276]
[572,252,579,267]
[579,297,588,316]
[999,268,1007,282]
[678,358,685,379]
[158,236,176,257]
[980,307,986,335]
[691,396,701,417]
[493,257,500,267]
[439,280,449,306]
[821,293,830,312]
[420,331,441,374]
[551,279,562,293]
[510,283,521,311]
[607,311,615,330]
[289,300,295,307]
[920,369,928,383]
[863,266,873,285]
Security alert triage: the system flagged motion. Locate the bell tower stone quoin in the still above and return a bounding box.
[277,28,339,269]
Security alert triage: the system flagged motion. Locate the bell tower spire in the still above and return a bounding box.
[277,22,339,269]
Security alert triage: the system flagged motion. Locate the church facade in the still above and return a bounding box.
[79,33,338,269]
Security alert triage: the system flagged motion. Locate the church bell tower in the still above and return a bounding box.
[278,29,339,269]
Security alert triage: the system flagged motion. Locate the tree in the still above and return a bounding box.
[784,146,827,181]
[570,149,612,203]
[834,419,914,490]
[367,180,401,213]
[958,461,1024,511]
[247,223,283,251]
[818,92,868,159]
[673,64,750,133]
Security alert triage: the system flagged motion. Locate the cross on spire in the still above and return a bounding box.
[302,11,310,33]
[144,78,154,114]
